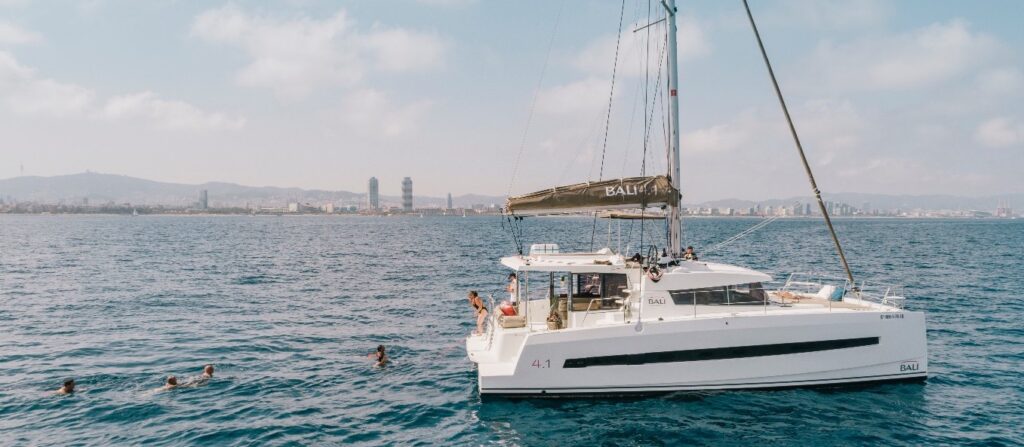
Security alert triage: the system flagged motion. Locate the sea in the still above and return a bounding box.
[0,215,1020,446]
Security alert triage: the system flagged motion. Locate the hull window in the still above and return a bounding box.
[562,337,879,368]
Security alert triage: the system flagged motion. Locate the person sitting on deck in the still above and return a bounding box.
[682,246,699,261]
[506,273,519,305]
[468,291,488,335]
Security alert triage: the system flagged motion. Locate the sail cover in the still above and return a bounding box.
[506,176,679,215]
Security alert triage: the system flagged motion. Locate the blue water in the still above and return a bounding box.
[0,215,1021,446]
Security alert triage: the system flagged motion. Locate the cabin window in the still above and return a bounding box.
[572,273,629,298]
[569,273,629,311]
[669,283,766,305]
[729,282,767,304]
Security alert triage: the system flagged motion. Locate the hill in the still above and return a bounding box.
[0,172,505,208]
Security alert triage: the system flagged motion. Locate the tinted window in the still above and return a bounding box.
[669,283,766,305]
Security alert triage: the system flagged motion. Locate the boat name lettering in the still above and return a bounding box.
[531,359,551,369]
[900,361,919,372]
[648,298,665,305]
[604,185,657,197]
[879,313,904,320]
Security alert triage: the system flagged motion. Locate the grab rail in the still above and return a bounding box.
[578,298,605,326]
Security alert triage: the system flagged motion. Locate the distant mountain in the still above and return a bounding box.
[687,192,1023,212]
[0,172,505,208]
[0,172,1016,211]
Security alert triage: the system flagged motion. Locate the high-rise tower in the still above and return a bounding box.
[402,177,413,212]
[446,193,453,210]
[368,177,379,210]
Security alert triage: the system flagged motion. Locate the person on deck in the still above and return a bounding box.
[506,273,518,305]
[683,246,699,261]
[468,291,488,335]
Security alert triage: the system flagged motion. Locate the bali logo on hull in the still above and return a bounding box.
[900,361,920,372]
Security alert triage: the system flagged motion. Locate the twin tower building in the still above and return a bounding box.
[367,177,416,212]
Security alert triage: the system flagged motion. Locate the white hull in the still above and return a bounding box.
[468,310,927,396]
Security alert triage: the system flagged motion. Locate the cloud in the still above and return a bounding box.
[976,68,1024,96]
[811,20,1000,91]
[975,117,1023,148]
[336,88,431,137]
[0,21,40,45]
[191,6,446,98]
[0,51,243,130]
[102,91,245,131]
[414,0,477,6]
[573,15,708,78]
[0,51,94,115]
[536,77,613,115]
[769,0,890,29]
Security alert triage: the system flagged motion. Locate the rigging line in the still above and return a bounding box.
[590,0,628,251]
[620,0,657,176]
[703,215,781,255]
[639,0,654,255]
[742,0,858,291]
[505,0,566,197]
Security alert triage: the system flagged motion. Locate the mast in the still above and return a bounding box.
[664,0,682,257]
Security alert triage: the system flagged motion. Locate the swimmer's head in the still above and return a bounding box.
[377,345,385,354]
[468,291,478,299]
[166,376,178,386]
[204,365,214,376]
[63,379,75,392]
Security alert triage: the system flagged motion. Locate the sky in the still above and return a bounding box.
[0,0,1021,202]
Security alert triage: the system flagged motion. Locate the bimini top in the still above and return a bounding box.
[505,176,679,216]
[655,261,774,289]
[500,248,628,273]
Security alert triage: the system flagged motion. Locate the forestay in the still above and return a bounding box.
[505,176,679,215]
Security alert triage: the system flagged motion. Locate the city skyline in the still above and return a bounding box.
[0,1,1022,201]
[0,171,1017,216]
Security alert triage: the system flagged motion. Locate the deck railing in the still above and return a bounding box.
[779,272,906,310]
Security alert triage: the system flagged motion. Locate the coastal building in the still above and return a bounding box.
[199,189,208,210]
[402,177,413,212]
[447,193,453,210]
[367,177,379,210]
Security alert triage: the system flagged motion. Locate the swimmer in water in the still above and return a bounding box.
[368,345,389,366]
[56,378,75,395]
[184,365,215,387]
[163,375,178,390]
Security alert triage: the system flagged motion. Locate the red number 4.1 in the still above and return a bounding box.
[531,359,551,368]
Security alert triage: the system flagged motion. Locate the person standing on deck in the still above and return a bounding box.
[468,291,488,335]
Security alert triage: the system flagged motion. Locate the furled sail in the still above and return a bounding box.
[506,176,679,215]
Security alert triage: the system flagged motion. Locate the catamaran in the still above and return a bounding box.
[465,0,927,397]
